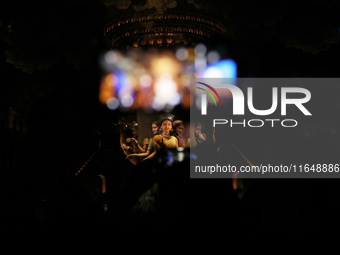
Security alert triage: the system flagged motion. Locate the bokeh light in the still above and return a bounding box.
[99,45,236,112]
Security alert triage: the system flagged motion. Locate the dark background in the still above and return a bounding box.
[1,0,340,239]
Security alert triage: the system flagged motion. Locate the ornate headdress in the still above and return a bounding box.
[159,112,175,124]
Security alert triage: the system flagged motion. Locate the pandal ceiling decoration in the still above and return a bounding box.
[103,0,227,49]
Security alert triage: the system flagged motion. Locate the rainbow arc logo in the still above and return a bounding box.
[196,82,222,115]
